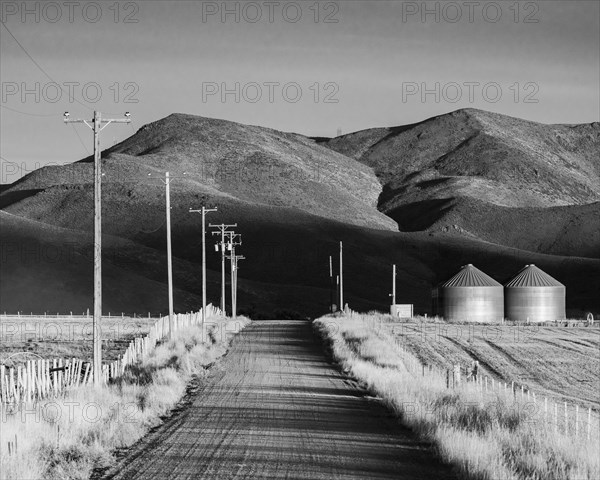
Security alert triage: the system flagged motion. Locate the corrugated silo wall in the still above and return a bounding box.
[440,286,504,322]
[431,287,440,316]
[505,286,566,322]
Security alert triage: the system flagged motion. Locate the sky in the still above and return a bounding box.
[1,0,599,183]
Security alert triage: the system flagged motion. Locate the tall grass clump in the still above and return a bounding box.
[314,313,599,480]
[0,315,250,480]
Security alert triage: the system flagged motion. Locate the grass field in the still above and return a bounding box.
[386,319,600,409]
[0,315,155,366]
[315,312,600,480]
[0,315,250,480]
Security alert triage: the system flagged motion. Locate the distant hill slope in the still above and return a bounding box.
[1,111,599,317]
[3,114,395,232]
[317,109,600,257]
[2,208,599,318]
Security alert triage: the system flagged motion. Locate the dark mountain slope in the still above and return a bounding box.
[2,207,599,318]
[1,111,599,317]
[318,109,600,257]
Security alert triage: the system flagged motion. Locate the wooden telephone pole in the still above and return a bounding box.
[63,111,131,387]
[148,171,189,337]
[189,206,217,327]
[329,255,334,312]
[227,251,245,318]
[225,232,242,318]
[339,241,344,312]
[391,264,396,305]
[165,172,174,338]
[210,223,237,315]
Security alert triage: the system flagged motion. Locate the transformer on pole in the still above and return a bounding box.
[210,223,237,315]
[189,206,217,327]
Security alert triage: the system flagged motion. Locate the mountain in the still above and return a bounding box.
[1,111,599,318]
[317,109,600,258]
[3,114,395,233]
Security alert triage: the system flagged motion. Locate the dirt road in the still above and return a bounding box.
[102,320,457,479]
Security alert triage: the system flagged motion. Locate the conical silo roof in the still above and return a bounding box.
[505,264,564,287]
[441,264,501,287]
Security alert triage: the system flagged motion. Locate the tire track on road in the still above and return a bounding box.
[101,320,457,479]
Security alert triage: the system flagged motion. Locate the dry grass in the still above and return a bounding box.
[0,315,155,365]
[0,315,250,480]
[378,314,600,408]
[315,312,600,480]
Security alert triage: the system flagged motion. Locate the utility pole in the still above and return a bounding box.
[165,172,174,338]
[210,223,237,315]
[336,275,340,312]
[390,264,396,305]
[148,171,188,337]
[329,256,334,313]
[225,232,242,317]
[227,251,245,318]
[234,255,244,317]
[339,241,344,312]
[63,111,131,387]
[189,206,217,327]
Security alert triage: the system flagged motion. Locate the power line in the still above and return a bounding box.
[0,20,94,112]
[70,124,92,155]
[0,105,62,117]
[189,206,218,327]
[0,104,90,154]
[210,223,237,315]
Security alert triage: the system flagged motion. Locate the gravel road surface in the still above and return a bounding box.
[102,320,457,479]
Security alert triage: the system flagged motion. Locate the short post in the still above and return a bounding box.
[587,408,592,440]
[453,364,461,387]
[564,402,568,435]
[575,405,579,437]
[554,402,558,433]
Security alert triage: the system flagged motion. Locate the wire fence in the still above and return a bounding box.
[0,305,222,405]
[354,311,600,443]
[1,312,165,320]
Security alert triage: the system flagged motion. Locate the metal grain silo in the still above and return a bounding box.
[504,264,565,322]
[433,264,504,322]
